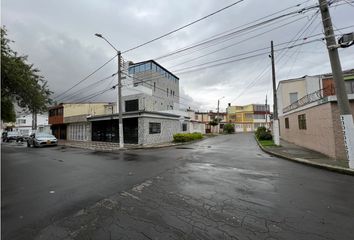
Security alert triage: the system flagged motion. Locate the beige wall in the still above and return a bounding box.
[279,100,354,160]
[279,103,337,158]
[280,79,307,108]
[63,103,107,118]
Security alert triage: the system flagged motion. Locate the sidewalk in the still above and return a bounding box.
[57,140,183,151]
[257,139,354,175]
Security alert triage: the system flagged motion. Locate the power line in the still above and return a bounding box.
[173,39,322,75]
[74,84,117,103]
[168,15,308,69]
[120,71,194,103]
[153,3,320,62]
[53,54,117,99]
[122,0,245,54]
[56,72,117,102]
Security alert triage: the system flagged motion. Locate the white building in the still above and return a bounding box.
[14,114,51,136]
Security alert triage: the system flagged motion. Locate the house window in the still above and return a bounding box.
[149,122,161,134]
[289,92,298,104]
[285,117,289,129]
[167,88,169,97]
[154,82,156,92]
[17,119,26,124]
[125,99,139,112]
[298,114,306,130]
[182,123,187,131]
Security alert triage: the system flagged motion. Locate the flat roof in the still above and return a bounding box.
[129,59,179,80]
[87,110,188,121]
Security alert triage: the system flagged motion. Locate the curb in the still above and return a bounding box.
[255,137,354,176]
[58,136,210,152]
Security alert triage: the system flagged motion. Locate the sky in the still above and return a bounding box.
[2,0,354,112]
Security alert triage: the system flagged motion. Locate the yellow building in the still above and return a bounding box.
[49,102,114,140]
[226,104,270,132]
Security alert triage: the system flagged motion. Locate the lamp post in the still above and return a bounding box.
[217,96,225,133]
[95,33,124,148]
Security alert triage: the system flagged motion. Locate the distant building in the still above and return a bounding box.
[14,114,50,136]
[277,69,354,160]
[194,111,227,133]
[226,104,270,132]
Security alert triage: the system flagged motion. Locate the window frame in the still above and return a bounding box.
[285,117,289,129]
[298,114,306,130]
[149,122,161,134]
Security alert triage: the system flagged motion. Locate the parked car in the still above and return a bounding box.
[2,131,22,142]
[27,133,58,147]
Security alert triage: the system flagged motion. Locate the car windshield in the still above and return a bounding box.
[36,133,55,138]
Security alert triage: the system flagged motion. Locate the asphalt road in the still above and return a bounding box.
[2,134,354,240]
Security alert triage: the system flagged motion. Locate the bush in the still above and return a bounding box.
[223,123,235,134]
[173,132,203,142]
[255,126,273,140]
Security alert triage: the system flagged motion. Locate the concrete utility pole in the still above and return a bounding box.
[117,51,124,148]
[271,40,280,145]
[265,94,268,129]
[318,0,354,167]
[95,33,124,148]
[217,96,224,133]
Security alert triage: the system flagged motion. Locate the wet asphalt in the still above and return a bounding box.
[2,134,354,240]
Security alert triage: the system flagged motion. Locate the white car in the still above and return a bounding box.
[27,133,58,147]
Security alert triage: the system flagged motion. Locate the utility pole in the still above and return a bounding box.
[95,33,124,148]
[271,40,280,145]
[118,51,124,148]
[318,0,354,167]
[217,97,224,134]
[265,94,268,129]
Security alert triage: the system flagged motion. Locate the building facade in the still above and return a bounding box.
[226,104,270,132]
[194,111,227,133]
[14,114,50,136]
[49,103,110,140]
[48,60,204,145]
[277,69,354,160]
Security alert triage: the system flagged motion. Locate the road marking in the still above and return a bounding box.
[132,180,153,193]
[121,191,141,201]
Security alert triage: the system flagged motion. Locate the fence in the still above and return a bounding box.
[282,86,334,113]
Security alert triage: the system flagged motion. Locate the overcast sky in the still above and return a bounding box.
[2,0,354,112]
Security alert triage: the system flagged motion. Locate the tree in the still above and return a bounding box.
[1,27,52,122]
[223,123,235,134]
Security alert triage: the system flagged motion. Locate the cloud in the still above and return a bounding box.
[2,0,354,111]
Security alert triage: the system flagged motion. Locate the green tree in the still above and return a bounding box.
[223,123,235,134]
[1,27,52,122]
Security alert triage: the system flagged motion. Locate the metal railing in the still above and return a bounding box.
[282,86,334,113]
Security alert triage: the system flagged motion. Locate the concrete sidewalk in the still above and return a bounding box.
[57,140,183,151]
[257,139,354,175]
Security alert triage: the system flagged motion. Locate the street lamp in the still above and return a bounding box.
[217,96,225,133]
[95,33,124,148]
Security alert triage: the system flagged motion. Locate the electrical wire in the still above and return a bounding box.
[168,15,308,69]
[53,54,117,100]
[153,3,320,61]
[122,0,245,54]
[56,72,117,102]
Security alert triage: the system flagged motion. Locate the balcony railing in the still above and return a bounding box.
[282,87,333,113]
